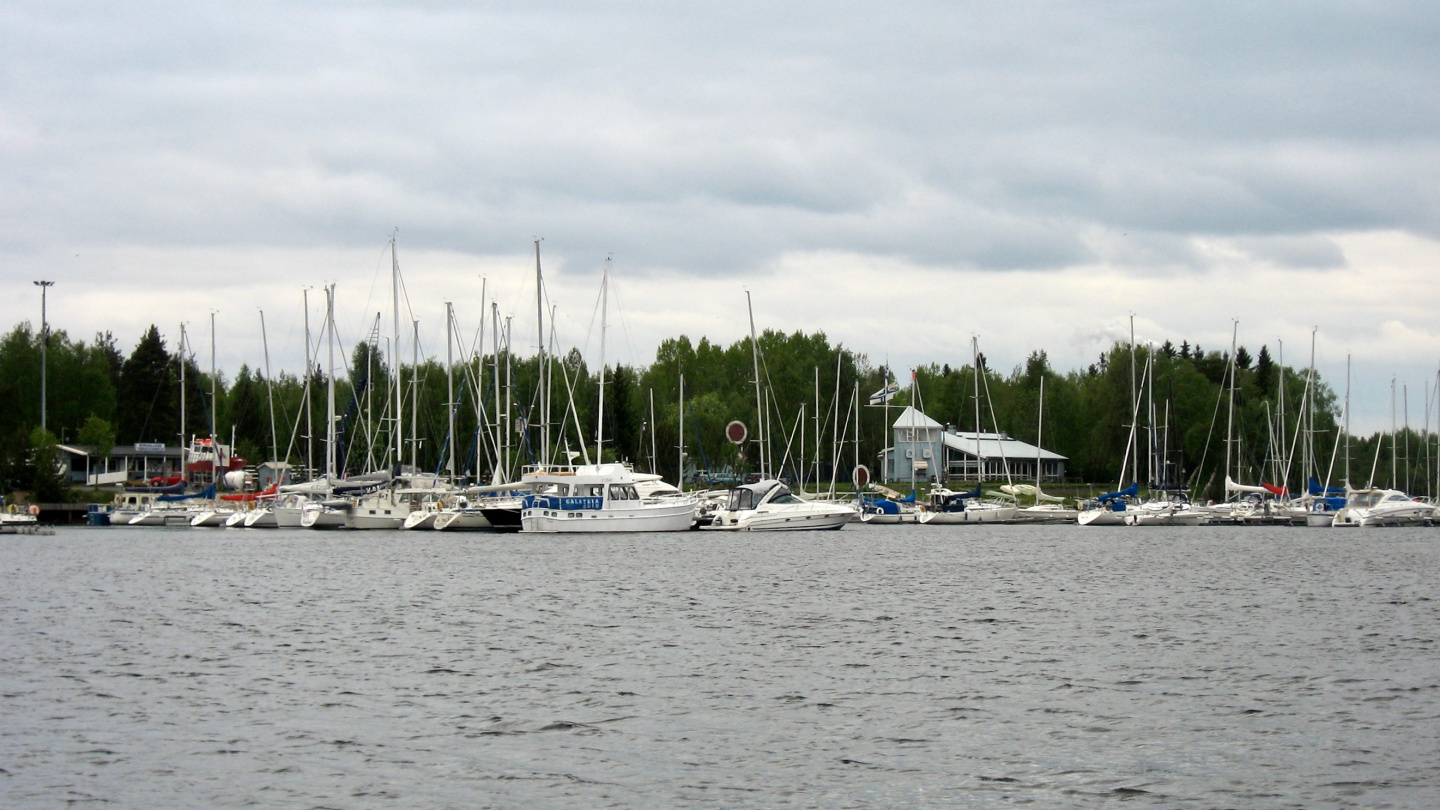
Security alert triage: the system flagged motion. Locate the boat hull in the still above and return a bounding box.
[920,505,1017,524]
[522,500,697,533]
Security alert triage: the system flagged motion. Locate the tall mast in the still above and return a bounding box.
[302,289,313,479]
[179,324,187,448]
[595,259,609,465]
[491,301,501,483]
[1225,321,1238,495]
[535,239,546,467]
[973,336,982,482]
[1344,354,1351,486]
[1036,374,1045,492]
[446,302,456,481]
[210,308,217,438]
[325,285,337,478]
[411,318,419,472]
[746,289,764,477]
[504,315,513,476]
[392,236,403,470]
[1391,377,1398,487]
[1306,329,1317,489]
[678,372,685,491]
[1129,315,1137,486]
[260,309,277,462]
[649,387,657,473]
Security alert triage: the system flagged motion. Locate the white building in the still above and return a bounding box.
[883,406,1067,484]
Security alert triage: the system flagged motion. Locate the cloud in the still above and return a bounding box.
[2,1,1439,431]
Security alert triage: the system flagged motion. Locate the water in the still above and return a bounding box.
[2,526,1437,808]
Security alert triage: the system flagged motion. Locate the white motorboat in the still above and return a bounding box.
[706,479,854,531]
[1333,488,1437,527]
[345,487,414,530]
[521,464,698,533]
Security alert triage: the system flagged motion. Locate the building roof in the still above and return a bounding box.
[942,431,1067,462]
[891,406,944,430]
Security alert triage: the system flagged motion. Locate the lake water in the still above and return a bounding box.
[2,525,1437,808]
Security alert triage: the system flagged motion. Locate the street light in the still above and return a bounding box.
[33,281,54,432]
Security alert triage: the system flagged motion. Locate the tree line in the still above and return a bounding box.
[3,320,1434,501]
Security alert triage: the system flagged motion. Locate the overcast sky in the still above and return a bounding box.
[3,2,1438,433]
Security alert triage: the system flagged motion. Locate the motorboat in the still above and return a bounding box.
[706,479,854,531]
[521,464,698,532]
[1332,488,1437,527]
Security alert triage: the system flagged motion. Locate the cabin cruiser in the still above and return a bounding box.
[520,464,698,532]
[1332,488,1437,527]
[918,485,1017,524]
[706,479,854,531]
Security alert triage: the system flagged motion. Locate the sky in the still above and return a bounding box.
[3,2,1438,433]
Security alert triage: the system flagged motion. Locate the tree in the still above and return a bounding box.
[117,326,175,444]
[1255,345,1276,395]
[28,427,67,503]
[1235,346,1253,370]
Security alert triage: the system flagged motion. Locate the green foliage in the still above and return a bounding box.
[28,427,67,503]
[78,416,116,459]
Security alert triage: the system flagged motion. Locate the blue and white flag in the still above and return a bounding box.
[868,380,899,405]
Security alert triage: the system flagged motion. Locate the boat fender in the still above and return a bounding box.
[29,504,40,516]
[6,504,17,515]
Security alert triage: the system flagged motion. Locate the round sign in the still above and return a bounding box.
[852,464,871,489]
[725,420,748,445]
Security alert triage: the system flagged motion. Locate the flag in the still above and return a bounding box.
[868,380,899,405]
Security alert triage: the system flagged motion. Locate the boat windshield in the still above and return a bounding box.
[770,493,804,504]
[1347,492,1382,508]
[728,489,756,511]
[608,484,639,501]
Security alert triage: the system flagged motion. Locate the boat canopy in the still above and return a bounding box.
[1097,483,1138,503]
[1261,483,1289,497]
[1308,478,1345,497]
[158,484,216,502]
[220,483,279,502]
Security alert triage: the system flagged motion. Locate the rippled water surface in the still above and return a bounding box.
[3,526,1438,808]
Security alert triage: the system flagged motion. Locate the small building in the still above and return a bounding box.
[56,443,185,486]
[883,406,1067,484]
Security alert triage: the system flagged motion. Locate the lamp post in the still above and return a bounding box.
[33,281,54,432]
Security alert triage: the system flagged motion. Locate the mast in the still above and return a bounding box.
[595,260,609,465]
[446,302,456,481]
[973,336,982,483]
[678,372,685,491]
[1225,321,1238,496]
[325,285,337,478]
[1036,374,1045,492]
[491,301,501,482]
[1306,329,1317,490]
[881,361,889,485]
[179,324,187,448]
[649,387,657,473]
[1129,315,1137,486]
[392,236,403,471]
[1345,354,1351,486]
[411,318,419,472]
[303,289,313,480]
[504,315,513,476]
[210,308,217,438]
[1391,377,1398,488]
[260,309,278,462]
[535,239,546,467]
[746,290,764,477]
